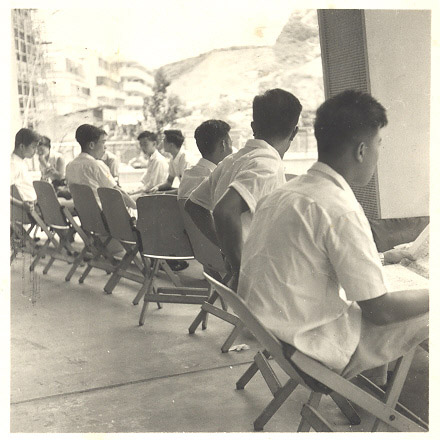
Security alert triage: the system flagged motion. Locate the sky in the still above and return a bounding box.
[34,0,298,69]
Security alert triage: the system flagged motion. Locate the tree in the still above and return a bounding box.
[143,69,184,133]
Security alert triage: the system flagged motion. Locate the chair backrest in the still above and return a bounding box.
[10,185,33,225]
[136,194,194,259]
[33,180,69,228]
[98,187,137,243]
[177,198,226,273]
[203,272,287,361]
[69,183,109,235]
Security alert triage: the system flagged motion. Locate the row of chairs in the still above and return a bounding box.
[10,181,242,350]
[10,181,428,432]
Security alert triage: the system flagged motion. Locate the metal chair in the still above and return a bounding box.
[204,272,427,432]
[30,181,76,274]
[178,198,244,353]
[134,194,210,326]
[10,185,43,263]
[97,187,147,296]
[65,184,117,283]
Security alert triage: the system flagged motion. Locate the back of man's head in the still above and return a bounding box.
[15,128,39,150]
[252,89,302,139]
[314,90,388,157]
[137,131,158,142]
[40,136,51,149]
[75,124,106,150]
[194,120,231,157]
[164,129,185,149]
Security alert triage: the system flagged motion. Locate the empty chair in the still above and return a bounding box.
[204,272,427,433]
[66,183,117,283]
[134,194,209,326]
[98,187,147,296]
[178,198,244,353]
[31,181,76,274]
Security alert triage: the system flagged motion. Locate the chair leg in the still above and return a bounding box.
[236,350,272,390]
[42,256,55,274]
[329,392,361,425]
[220,321,244,353]
[139,259,160,326]
[188,288,218,334]
[65,247,87,281]
[297,391,323,432]
[104,248,135,294]
[372,348,417,432]
[254,378,300,431]
[79,264,93,284]
[300,403,333,432]
[29,239,51,271]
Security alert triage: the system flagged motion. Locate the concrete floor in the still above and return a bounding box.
[9,250,429,433]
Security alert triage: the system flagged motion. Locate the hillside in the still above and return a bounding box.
[160,10,324,138]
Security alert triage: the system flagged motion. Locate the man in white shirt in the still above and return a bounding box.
[177,120,233,199]
[128,131,169,198]
[185,89,302,285]
[10,128,40,207]
[149,130,193,193]
[37,135,66,183]
[238,90,428,385]
[100,150,120,183]
[66,124,135,208]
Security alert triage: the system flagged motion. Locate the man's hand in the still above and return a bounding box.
[384,249,416,264]
[148,185,160,193]
[24,200,36,212]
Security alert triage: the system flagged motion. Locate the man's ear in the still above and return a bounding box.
[290,126,299,140]
[355,142,366,163]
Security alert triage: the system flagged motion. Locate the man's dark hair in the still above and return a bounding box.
[314,89,388,156]
[75,124,107,150]
[40,136,51,149]
[137,131,158,142]
[14,128,40,150]
[164,129,184,149]
[253,88,302,138]
[194,120,231,157]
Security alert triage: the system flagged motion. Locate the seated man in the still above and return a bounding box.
[149,129,193,193]
[177,119,233,199]
[66,124,135,209]
[37,135,71,200]
[37,135,66,183]
[100,150,120,183]
[185,88,302,285]
[238,90,428,386]
[128,131,169,197]
[11,128,40,207]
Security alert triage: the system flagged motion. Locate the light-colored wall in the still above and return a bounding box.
[364,10,430,218]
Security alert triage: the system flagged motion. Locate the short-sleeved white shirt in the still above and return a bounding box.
[238,161,387,371]
[66,152,117,201]
[140,150,169,191]
[100,150,120,179]
[189,139,286,242]
[39,150,65,181]
[168,149,193,180]
[10,153,37,201]
[177,158,216,199]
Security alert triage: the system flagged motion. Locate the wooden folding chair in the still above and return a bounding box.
[65,183,117,283]
[204,272,428,433]
[30,181,76,274]
[133,194,210,326]
[178,198,244,353]
[97,187,148,296]
[10,185,42,263]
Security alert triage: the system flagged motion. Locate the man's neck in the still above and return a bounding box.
[13,150,25,160]
[254,136,284,158]
[318,156,353,184]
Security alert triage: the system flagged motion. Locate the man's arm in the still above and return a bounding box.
[117,187,136,209]
[149,175,174,193]
[358,289,429,325]
[185,199,219,246]
[212,187,249,277]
